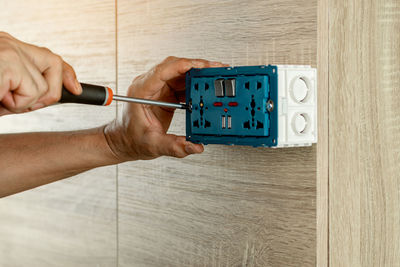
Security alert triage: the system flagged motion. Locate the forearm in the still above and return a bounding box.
[0,127,122,197]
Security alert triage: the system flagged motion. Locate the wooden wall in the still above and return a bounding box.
[0,1,117,266]
[117,0,317,266]
[1,0,321,266]
[327,0,400,266]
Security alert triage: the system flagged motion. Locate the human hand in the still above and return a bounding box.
[104,56,228,161]
[0,32,82,115]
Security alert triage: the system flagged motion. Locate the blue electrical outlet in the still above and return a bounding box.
[185,65,278,147]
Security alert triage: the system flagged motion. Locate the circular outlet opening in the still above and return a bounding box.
[291,113,310,135]
[290,76,312,103]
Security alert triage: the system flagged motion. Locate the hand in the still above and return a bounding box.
[0,32,82,115]
[104,56,228,160]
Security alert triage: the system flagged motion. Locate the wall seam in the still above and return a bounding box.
[115,0,119,266]
[327,0,330,265]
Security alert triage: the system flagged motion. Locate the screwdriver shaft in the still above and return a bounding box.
[113,95,188,110]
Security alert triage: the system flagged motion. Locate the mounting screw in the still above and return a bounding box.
[266,100,274,112]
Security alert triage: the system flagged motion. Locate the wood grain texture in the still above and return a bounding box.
[329,0,400,266]
[0,1,117,266]
[317,0,329,265]
[117,0,317,266]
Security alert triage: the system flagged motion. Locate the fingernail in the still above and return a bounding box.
[185,144,196,154]
[31,103,45,110]
[75,80,82,94]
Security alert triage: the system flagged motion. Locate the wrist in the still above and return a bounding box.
[103,120,139,163]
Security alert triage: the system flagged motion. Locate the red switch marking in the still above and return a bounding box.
[213,102,223,107]
[228,102,238,107]
[224,108,228,113]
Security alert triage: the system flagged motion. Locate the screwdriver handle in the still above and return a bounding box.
[60,83,113,106]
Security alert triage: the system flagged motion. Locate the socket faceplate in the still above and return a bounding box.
[186,65,278,147]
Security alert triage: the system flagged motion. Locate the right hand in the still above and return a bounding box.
[104,56,228,161]
[0,32,82,115]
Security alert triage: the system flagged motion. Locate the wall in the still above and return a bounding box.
[0,1,117,266]
[117,1,317,266]
[0,0,318,266]
[327,0,400,266]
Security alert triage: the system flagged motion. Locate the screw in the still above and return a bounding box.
[267,100,274,112]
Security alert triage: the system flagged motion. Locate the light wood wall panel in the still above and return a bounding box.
[0,1,117,266]
[328,0,400,266]
[117,0,317,266]
[316,0,329,265]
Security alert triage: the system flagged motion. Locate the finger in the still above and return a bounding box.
[36,54,63,106]
[163,59,227,92]
[0,65,19,100]
[19,43,82,95]
[19,52,49,100]
[184,141,204,155]
[1,76,39,112]
[0,64,41,112]
[156,134,203,158]
[138,58,225,98]
[158,57,224,82]
[62,61,82,95]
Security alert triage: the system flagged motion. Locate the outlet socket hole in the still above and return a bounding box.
[290,76,311,103]
[292,113,310,134]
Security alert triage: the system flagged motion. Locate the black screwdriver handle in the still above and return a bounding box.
[60,83,113,106]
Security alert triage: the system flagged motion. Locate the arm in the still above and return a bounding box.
[0,56,226,197]
[0,127,118,197]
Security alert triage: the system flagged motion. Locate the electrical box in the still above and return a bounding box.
[185,65,317,147]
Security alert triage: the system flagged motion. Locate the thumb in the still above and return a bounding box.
[157,134,204,158]
[62,61,82,95]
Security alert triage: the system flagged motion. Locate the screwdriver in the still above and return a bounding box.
[59,83,190,110]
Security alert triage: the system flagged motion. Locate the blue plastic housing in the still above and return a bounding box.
[185,65,278,147]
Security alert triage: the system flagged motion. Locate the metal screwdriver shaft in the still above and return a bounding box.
[113,95,188,110]
[60,83,190,110]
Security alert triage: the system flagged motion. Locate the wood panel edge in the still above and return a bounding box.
[317,0,329,266]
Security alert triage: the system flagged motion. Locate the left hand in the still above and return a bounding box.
[104,56,228,161]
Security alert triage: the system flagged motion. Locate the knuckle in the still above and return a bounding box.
[0,31,7,37]
[46,91,61,104]
[0,46,19,61]
[153,63,163,76]
[0,32,12,40]
[40,46,52,54]
[132,73,144,83]
[50,54,63,67]
[164,56,177,62]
